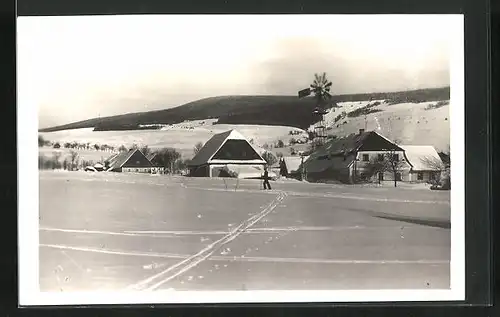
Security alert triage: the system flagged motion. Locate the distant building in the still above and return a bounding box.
[400,145,444,182]
[279,156,309,179]
[104,149,152,173]
[303,129,412,183]
[187,129,268,178]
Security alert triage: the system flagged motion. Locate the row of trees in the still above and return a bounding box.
[39,135,143,153]
[39,150,82,171]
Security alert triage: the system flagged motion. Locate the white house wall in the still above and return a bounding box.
[350,150,412,182]
[122,167,152,173]
[408,170,441,183]
[209,164,266,178]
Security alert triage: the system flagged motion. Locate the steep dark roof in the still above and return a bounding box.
[189,130,233,166]
[188,129,266,166]
[105,149,149,170]
[303,131,402,173]
[146,153,157,161]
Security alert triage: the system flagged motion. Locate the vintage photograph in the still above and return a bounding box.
[17,14,464,304]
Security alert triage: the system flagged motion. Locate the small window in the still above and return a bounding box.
[393,154,399,161]
[430,173,436,180]
[362,154,369,162]
[378,154,384,161]
[396,172,402,181]
[417,172,424,180]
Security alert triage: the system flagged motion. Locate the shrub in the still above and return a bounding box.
[53,142,61,149]
[38,153,62,170]
[289,138,297,145]
[425,100,450,110]
[276,140,285,148]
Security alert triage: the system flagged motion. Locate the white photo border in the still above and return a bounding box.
[17,14,465,306]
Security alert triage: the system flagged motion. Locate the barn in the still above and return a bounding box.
[104,149,153,173]
[187,129,268,178]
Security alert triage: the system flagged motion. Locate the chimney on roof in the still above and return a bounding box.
[359,128,365,134]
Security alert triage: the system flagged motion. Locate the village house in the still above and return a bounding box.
[279,155,309,180]
[400,145,444,182]
[104,148,153,173]
[187,129,268,178]
[302,129,412,184]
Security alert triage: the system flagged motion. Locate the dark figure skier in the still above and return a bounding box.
[262,166,272,190]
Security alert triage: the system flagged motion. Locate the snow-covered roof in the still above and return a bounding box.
[400,145,443,171]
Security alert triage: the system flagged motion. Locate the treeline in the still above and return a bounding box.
[93,123,162,131]
[335,87,450,104]
[39,135,126,152]
[39,150,91,171]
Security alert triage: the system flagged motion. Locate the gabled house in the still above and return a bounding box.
[104,149,153,173]
[187,129,268,178]
[400,145,444,182]
[279,156,309,179]
[303,129,412,183]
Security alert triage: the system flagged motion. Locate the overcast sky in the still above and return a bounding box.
[17,15,458,128]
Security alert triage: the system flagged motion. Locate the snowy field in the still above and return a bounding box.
[38,171,451,292]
